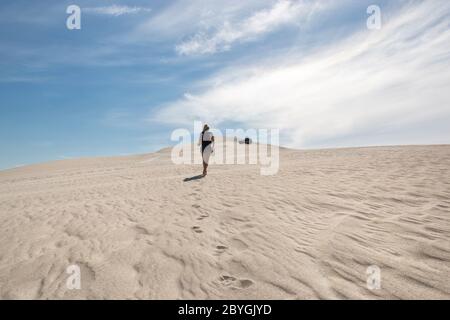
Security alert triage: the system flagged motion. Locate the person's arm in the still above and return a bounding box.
[198,133,202,146]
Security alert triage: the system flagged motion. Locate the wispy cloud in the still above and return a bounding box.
[134,0,271,38]
[175,0,328,55]
[0,76,49,83]
[155,1,450,147]
[84,5,152,17]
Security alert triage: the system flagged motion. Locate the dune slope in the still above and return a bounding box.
[0,144,449,299]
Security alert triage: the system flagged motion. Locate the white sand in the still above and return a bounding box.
[0,143,449,299]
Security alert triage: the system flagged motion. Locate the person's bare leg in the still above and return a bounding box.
[202,162,208,176]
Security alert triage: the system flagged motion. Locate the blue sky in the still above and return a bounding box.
[1,0,449,170]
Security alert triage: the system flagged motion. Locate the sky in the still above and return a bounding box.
[0,0,449,170]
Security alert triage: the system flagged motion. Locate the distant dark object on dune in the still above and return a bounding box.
[238,137,253,145]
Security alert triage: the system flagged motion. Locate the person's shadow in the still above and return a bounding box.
[183,174,204,182]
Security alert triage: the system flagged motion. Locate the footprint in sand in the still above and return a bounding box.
[219,275,253,289]
[197,213,209,220]
[231,238,249,251]
[192,204,210,220]
[192,226,203,233]
[214,245,228,255]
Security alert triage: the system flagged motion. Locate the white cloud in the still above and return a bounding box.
[84,5,151,17]
[134,0,272,38]
[175,0,328,55]
[154,1,450,148]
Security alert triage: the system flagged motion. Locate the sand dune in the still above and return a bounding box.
[0,143,449,299]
